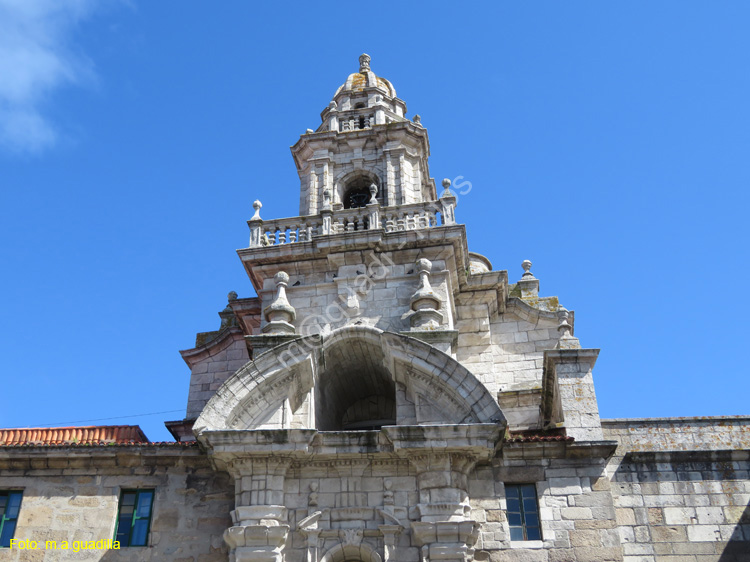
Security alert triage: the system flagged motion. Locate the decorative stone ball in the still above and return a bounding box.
[274,271,290,286]
[442,178,451,189]
[227,291,238,302]
[416,258,432,274]
[253,200,262,211]
[522,259,532,273]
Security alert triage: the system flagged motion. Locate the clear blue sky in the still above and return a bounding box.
[1,1,748,442]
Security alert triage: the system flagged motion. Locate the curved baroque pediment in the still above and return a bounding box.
[194,326,504,434]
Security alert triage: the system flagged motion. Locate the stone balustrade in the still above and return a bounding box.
[256,215,324,247]
[339,113,375,131]
[248,199,456,248]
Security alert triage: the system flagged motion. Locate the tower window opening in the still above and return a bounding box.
[354,102,366,109]
[343,176,376,209]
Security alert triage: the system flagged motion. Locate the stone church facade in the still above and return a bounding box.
[1,54,749,562]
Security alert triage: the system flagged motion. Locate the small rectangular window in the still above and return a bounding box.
[115,490,154,546]
[505,483,541,541]
[0,491,23,548]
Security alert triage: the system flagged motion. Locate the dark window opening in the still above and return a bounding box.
[0,491,22,548]
[506,484,541,541]
[343,176,376,209]
[115,490,154,547]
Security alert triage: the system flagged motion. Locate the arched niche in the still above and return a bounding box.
[193,326,505,434]
[320,542,381,562]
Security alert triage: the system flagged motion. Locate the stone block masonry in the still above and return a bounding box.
[0,445,233,561]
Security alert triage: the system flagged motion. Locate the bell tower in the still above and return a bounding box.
[292,54,437,215]
[181,51,620,562]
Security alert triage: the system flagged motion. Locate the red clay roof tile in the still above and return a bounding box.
[0,425,149,446]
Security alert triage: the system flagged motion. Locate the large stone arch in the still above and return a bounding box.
[193,326,504,434]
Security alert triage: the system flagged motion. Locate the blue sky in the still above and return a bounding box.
[1,1,748,442]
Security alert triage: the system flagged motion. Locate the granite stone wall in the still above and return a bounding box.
[0,446,233,562]
[604,418,750,562]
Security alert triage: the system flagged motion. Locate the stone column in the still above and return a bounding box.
[224,457,293,562]
[408,451,480,562]
[398,152,407,204]
[321,189,333,235]
[407,452,476,522]
[385,425,501,562]
[386,152,396,206]
[379,525,401,562]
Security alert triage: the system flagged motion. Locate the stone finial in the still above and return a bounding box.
[410,258,443,329]
[359,53,371,73]
[262,271,297,335]
[220,292,239,329]
[413,114,422,125]
[251,200,262,221]
[416,258,432,283]
[439,179,457,225]
[440,178,453,197]
[555,306,580,349]
[322,188,332,210]
[517,259,540,298]
[306,128,313,134]
[368,183,378,204]
[557,307,572,337]
[521,260,535,279]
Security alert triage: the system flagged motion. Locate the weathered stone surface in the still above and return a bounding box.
[4,53,750,562]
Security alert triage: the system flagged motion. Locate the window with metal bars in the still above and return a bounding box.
[505,483,541,541]
[0,491,23,548]
[115,490,154,546]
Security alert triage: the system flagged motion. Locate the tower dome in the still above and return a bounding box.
[293,53,432,216]
[334,53,397,98]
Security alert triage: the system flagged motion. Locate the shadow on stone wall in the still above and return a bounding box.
[718,498,750,562]
[612,451,750,562]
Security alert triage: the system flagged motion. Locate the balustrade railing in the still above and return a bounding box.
[248,193,456,249]
[339,114,374,132]
[257,216,323,247]
[381,203,438,233]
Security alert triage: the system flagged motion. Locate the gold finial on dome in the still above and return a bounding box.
[359,53,371,73]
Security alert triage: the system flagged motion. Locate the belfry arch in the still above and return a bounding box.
[336,169,382,209]
[193,326,504,434]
